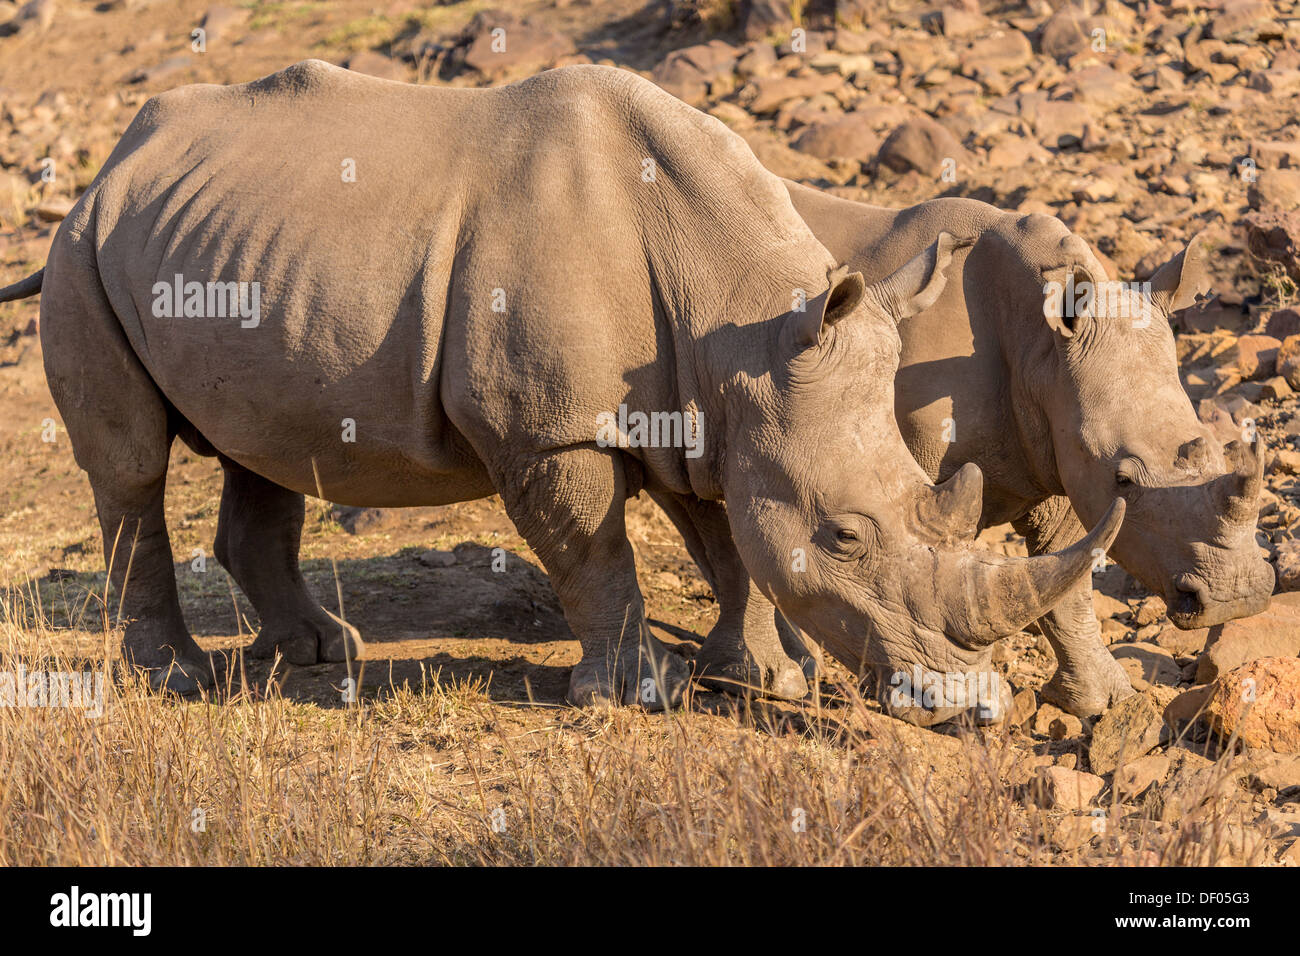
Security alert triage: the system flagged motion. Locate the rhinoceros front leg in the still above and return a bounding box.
[649,491,812,699]
[1013,496,1134,718]
[502,448,691,709]
[214,458,363,666]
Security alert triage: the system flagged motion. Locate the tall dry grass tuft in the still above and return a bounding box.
[0,588,1267,866]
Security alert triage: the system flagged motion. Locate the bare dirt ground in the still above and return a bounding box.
[1,0,1299,865]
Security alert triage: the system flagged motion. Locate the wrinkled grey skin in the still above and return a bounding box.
[0,62,1123,718]
[778,182,1273,717]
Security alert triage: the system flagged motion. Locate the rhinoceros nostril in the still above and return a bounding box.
[1170,574,1211,619]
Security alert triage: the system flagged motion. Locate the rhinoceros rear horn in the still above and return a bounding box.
[870,232,975,324]
[912,461,983,542]
[1214,437,1264,524]
[942,498,1126,646]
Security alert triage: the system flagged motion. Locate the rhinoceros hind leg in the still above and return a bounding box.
[40,263,213,694]
[214,458,363,666]
[1014,498,1135,718]
[649,492,810,700]
[503,448,690,709]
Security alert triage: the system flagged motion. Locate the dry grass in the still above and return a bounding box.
[0,583,1270,866]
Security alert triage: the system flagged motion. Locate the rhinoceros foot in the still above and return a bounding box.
[248,609,364,666]
[1041,649,1135,719]
[138,651,221,696]
[567,633,690,710]
[694,632,809,701]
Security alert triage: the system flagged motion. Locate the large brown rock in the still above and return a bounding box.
[1244,209,1300,285]
[1237,334,1281,379]
[1033,766,1105,810]
[791,112,882,161]
[1088,688,1175,775]
[877,116,968,176]
[459,11,576,79]
[1195,593,1299,684]
[1206,657,1300,752]
[652,41,739,106]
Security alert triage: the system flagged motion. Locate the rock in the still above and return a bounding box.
[791,112,882,161]
[1195,594,1300,683]
[740,73,842,114]
[959,30,1034,77]
[0,0,55,37]
[1050,812,1101,850]
[417,550,458,568]
[1206,657,1300,752]
[1244,210,1300,284]
[332,505,397,535]
[1028,98,1091,148]
[1112,642,1182,688]
[1237,334,1281,379]
[1008,687,1037,728]
[1208,0,1280,42]
[1275,540,1300,592]
[126,56,194,85]
[1279,335,1300,389]
[459,11,576,79]
[1249,169,1300,212]
[1266,308,1300,341]
[1262,376,1294,400]
[1039,6,1089,61]
[1245,752,1300,793]
[1163,683,1214,733]
[1067,66,1136,110]
[1154,622,1210,657]
[652,41,739,106]
[1033,765,1105,810]
[737,127,832,181]
[34,197,74,222]
[1114,753,1172,800]
[877,116,968,176]
[738,0,793,40]
[345,52,407,81]
[1151,753,1241,822]
[1031,701,1079,738]
[1088,688,1175,775]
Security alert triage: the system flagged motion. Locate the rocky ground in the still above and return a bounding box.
[1,0,1299,865]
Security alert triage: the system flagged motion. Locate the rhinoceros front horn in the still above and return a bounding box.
[1212,437,1264,524]
[940,498,1127,646]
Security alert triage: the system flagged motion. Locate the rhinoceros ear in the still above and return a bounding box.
[1146,231,1212,316]
[868,232,973,324]
[790,264,867,349]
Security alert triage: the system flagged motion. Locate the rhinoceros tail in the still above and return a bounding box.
[0,268,44,302]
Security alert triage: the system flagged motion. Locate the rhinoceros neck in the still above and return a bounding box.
[624,92,838,500]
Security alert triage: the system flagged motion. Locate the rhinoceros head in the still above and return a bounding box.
[1030,230,1273,629]
[723,235,1125,722]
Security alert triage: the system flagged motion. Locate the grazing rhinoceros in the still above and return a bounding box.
[0,61,1122,716]
[751,181,1270,717]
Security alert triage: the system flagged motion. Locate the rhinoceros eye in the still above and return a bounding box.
[819,516,874,560]
[1116,458,1141,488]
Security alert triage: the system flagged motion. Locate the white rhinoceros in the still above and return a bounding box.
[770,181,1270,717]
[0,62,1122,717]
